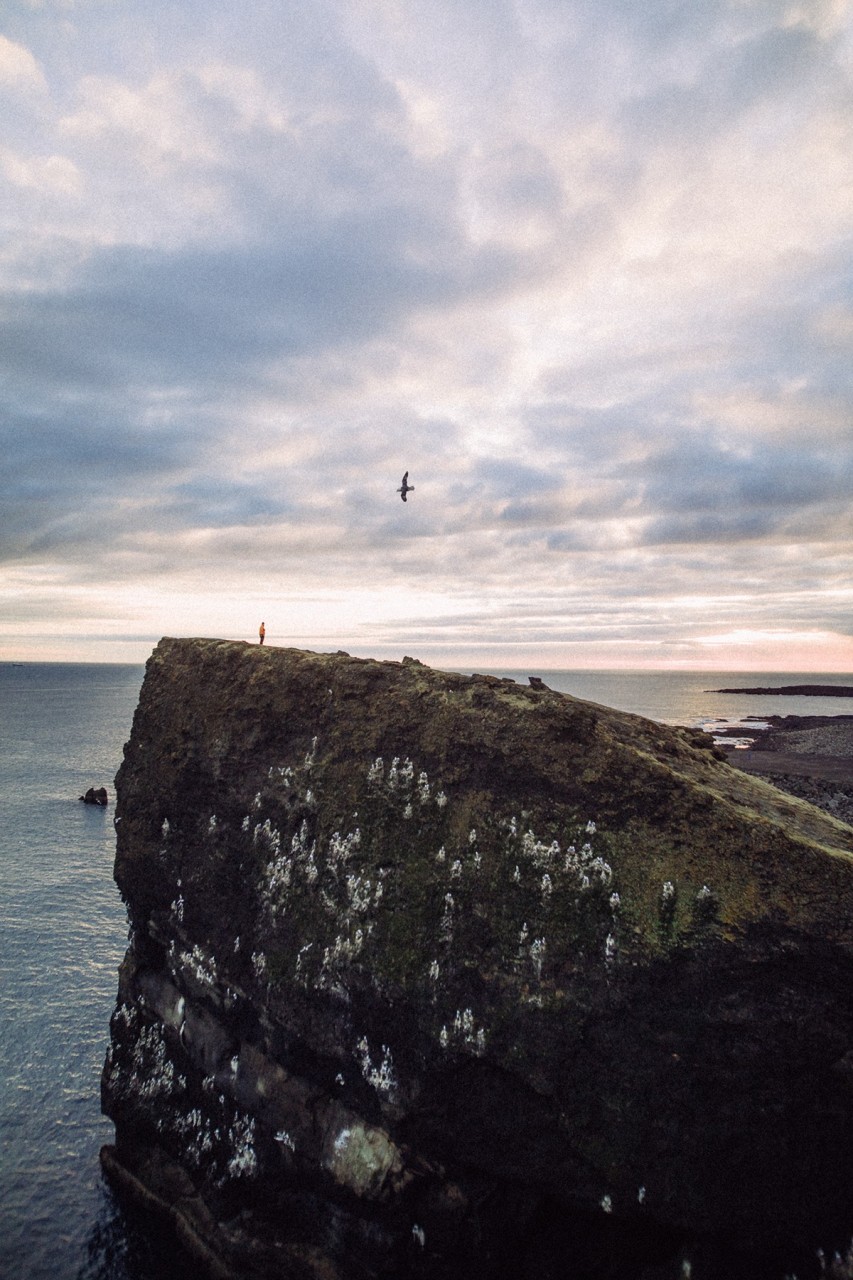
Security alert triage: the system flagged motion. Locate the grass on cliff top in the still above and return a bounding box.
[138,639,853,976]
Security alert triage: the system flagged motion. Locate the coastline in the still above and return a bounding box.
[710,684,853,697]
[718,714,853,824]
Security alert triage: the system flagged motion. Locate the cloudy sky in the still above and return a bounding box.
[2,0,852,669]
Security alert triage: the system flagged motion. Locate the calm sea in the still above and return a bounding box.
[1,660,851,1279]
[0,663,186,1280]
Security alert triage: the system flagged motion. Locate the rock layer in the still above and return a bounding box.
[102,639,853,1278]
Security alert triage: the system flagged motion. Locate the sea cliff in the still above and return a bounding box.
[102,638,853,1278]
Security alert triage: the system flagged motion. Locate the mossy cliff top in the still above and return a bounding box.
[106,638,853,1276]
[116,636,853,957]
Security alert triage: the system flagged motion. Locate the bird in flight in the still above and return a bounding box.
[397,471,415,502]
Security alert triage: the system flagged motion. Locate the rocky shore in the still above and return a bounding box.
[719,715,853,825]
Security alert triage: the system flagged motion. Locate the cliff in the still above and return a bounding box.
[102,638,853,1279]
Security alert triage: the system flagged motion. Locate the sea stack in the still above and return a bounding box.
[101,637,853,1279]
[80,786,108,806]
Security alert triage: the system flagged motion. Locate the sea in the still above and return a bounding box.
[1,660,852,1280]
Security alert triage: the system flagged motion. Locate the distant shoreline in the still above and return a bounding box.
[717,713,853,823]
[710,684,853,697]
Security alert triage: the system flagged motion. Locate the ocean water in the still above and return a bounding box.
[1,660,851,1280]
[0,662,186,1280]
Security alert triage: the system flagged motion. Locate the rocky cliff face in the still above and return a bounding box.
[102,638,853,1279]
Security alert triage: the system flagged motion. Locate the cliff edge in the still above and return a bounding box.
[102,638,853,1279]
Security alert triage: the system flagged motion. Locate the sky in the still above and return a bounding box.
[2,0,852,670]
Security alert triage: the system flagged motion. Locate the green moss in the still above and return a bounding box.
[118,639,853,1008]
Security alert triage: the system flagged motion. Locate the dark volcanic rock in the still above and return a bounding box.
[741,714,853,755]
[102,638,853,1279]
[726,717,853,829]
[80,785,108,805]
[711,684,853,697]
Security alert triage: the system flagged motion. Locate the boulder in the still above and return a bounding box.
[80,786,108,806]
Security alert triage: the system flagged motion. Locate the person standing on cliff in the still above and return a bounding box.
[259,621,265,645]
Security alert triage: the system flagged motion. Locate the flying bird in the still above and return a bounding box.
[397,471,415,502]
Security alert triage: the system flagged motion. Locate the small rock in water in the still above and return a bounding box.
[80,786,108,806]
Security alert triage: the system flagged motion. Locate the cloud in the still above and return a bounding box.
[0,34,47,92]
[1,0,852,668]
